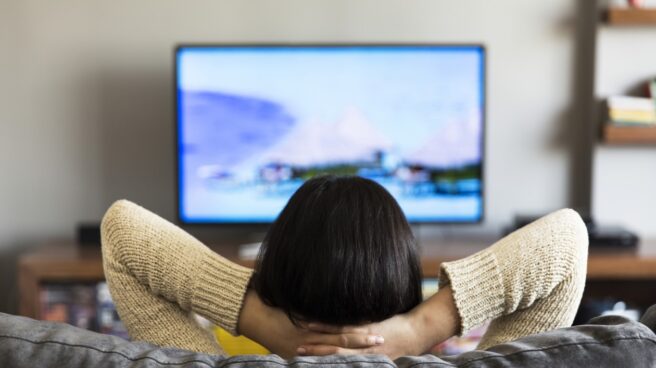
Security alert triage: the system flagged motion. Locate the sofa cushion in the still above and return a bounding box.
[398,314,656,367]
[1,312,655,367]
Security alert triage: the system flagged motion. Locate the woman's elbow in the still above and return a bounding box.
[100,199,139,257]
[547,208,589,279]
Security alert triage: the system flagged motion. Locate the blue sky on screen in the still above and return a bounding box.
[178,46,483,154]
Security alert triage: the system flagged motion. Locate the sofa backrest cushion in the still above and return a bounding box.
[1,312,655,367]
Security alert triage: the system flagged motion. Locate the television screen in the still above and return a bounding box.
[176,45,485,224]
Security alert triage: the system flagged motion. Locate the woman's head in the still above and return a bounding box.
[252,175,422,325]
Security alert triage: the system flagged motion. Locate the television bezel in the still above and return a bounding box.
[174,43,486,226]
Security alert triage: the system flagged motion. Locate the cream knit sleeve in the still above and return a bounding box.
[101,200,253,354]
[438,208,588,350]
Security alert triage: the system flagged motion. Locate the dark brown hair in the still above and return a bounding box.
[252,175,422,325]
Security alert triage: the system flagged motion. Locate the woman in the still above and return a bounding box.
[101,175,588,359]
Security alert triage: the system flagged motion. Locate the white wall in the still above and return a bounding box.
[0,0,578,312]
[593,17,656,237]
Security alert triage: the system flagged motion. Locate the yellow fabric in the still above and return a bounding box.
[214,327,269,355]
[101,200,587,355]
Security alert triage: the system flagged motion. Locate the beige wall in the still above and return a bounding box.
[0,0,582,313]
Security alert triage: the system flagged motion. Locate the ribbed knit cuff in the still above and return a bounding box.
[438,249,505,335]
[191,256,253,336]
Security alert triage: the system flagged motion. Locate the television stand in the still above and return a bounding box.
[18,240,656,320]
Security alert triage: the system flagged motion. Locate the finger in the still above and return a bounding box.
[305,322,369,334]
[297,345,378,356]
[303,333,384,348]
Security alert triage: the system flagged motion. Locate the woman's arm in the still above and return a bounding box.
[101,200,252,354]
[440,208,588,349]
[101,200,381,357]
[299,208,588,357]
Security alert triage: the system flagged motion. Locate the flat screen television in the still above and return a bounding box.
[176,44,485,224]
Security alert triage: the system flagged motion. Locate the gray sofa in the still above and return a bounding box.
[2,308,656,367]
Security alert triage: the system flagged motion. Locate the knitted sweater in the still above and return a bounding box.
[101,200,588,354]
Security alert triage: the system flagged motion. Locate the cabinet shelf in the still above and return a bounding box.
[607,8,656,25]
[602,124,656,145]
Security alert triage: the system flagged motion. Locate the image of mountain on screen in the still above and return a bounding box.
[239,108,479,198]
[257,107,391,172]
[191,103,481,200]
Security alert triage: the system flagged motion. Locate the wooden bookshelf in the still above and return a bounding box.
[18,244,104,319]
[19,240,656,319]
[602,124,656,145]
[607,8,656,25]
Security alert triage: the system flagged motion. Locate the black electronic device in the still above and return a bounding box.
[504,214,639,249]
[77,223,101,246]
[587,224,639,248]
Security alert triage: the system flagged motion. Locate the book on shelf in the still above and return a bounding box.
[603,78,656,144]
[606,95,656,126]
